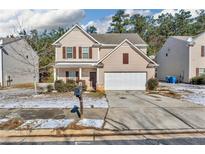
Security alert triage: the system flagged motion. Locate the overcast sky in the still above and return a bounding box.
[0,9,201,36]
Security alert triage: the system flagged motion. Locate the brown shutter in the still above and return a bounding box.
[201,46,204,57]
[79,47,82,59]
[123,53,129,64]
[62,47,66,59]
[196,68,199,77]
[73,47,76,58]
[89,47,92,59]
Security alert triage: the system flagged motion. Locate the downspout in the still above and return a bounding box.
[0,39,3,87]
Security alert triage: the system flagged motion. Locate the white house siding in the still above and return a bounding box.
[156,37,190,82]
[2,39,39,86]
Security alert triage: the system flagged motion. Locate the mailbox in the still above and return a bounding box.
[74,86,82,97]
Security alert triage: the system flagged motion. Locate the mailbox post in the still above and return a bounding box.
[74,83,83,118]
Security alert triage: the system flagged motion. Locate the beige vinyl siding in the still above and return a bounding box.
[190,33,205,79]
[55,27,98,61]
[98,42,155,86]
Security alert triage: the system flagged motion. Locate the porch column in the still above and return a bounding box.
[97,68,99,84]
[53,67,56,82]
[79,67,82,80]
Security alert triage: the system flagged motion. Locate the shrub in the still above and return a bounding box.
[54,80,67,93]
[47,84,54,92]
[66,79,77,91]
[76,80,87,91]
[190,76,205,85]
[147,78,159,90]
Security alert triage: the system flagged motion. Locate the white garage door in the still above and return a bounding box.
[104,72,147,90]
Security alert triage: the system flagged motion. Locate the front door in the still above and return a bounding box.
[90,72,97,90]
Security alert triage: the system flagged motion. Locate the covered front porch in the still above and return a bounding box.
[54,66,98,90]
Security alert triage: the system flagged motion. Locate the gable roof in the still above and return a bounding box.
[171,36,191,41]
[0,37,21,45]
[52,24,100,45]
[97,39,158,66]
[90,33,147,45]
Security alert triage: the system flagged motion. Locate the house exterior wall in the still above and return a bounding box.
[0,47,2,86]
[156,37,189,82]
[57,67,96,90]
[190,33,205,79]
[56,27,98,62]
[2,39,39,86]
[97,42,155,89]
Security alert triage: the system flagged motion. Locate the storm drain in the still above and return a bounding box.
[119,96,127,99]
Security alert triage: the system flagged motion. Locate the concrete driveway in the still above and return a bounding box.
[104,91,205,130]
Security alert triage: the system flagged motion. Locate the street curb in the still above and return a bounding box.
[0,128,205,137]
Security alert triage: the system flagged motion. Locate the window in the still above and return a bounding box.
[123,53,129,64]
[67,47,73,58]
[66,71,78,79]
[199,68,205,76]
[82,47,89,59]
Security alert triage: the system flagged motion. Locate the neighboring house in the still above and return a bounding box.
[156,32,205,83]
[0,38,39,87]
[52,24,158,91]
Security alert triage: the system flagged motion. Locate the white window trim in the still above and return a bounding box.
[199,68,205,76]
[82,47,89,59]
[66,47,73,59]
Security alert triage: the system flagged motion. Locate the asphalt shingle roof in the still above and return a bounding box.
[90,33,146,44]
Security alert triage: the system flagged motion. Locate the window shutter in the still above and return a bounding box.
[196,68,199,77]
[62,47,66,59]
[66,71,69,78]
[73,47,76,58]
[89,47,92,59]
[201,46,205,57]
[79,47,82,59]
[123,53,129,64]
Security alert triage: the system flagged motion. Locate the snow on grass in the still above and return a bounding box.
[0,118,10,124]
[76,119,104,128]
[18,119,74,129]
[0,97,108,109]
[160,82,205,105]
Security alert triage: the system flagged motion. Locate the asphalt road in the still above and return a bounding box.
[1,138,205,145]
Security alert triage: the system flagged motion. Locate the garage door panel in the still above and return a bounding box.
[104,72,146,90]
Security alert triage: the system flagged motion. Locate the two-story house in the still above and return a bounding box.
[52,24,158,91]
[156,32,205,83]
[0,37,39,87]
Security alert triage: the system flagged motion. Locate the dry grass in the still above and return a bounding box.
[12,83,34,89]
[0,118,24,130]
[85,91,105,98]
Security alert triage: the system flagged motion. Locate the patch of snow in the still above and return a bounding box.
[160,82,205,105]
[76,119,104,128]
[0,118,10,124]
[0,97,108,109]
[18,119,74,129]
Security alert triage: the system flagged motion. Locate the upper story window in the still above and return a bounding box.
[123,53,129,64]
[67,47,73,58]
[82,47,89,59]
